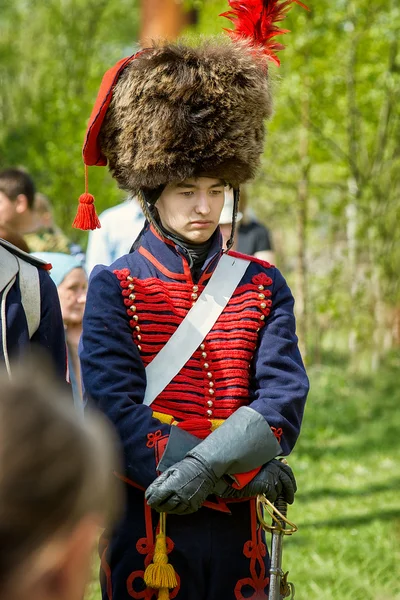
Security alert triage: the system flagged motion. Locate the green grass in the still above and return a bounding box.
[85,352,400,600]
[285,352,400,600]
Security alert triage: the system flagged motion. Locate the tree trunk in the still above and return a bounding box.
[296,87,310,362]
[140,0,187,45]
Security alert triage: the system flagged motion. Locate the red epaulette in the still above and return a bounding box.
[0,239,52,270]
[227,249,274,269]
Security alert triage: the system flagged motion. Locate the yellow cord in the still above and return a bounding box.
[143,512,178,599]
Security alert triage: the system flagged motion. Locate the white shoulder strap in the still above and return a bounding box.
[0,245,19,378]
[0,244,19,292]
[16,257,41,338]
[143,253,250,406]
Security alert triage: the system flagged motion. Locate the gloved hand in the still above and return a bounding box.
[145,454,218,515]
[214,459,297,504]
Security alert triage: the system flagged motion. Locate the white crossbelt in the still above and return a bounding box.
[143,253,250,406]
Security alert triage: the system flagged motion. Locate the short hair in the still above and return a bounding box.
[0,168,36,209]
[0,360,121,593]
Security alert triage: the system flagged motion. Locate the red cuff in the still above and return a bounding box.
[231,466,262,490]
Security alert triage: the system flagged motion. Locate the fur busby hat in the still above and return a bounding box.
[73,0,307,230]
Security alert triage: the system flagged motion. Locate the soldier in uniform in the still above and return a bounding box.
[77,1,309,598]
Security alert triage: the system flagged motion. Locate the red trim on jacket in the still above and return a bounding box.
[138,246,187,281]
[228,249,274,269]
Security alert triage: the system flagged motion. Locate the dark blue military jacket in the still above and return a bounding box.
[0,240,66,379]
[81,225,308,488]
[80,224,309,600]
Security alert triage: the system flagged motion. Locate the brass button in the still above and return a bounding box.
[258,285,264,291]
[191,293,198,300]
[131,305,137,312]
[260,315,265,321]
[137,345,142,351]
[193,285,199,292]
[135,326,140,332]
[209,388,215,395]
[258,294,265,300]
[200,343,205,350]
[127,276,133,282]
[209,381,214,388]
[260,302,266,309]
[201,352,207,358]
[137,334,142,341]
[203,363,209,369]
[128,283,135,290]
[207,409,213,417]
[207,400,213,407]
[133,315,139,321]
[129,293,136,300]
[207,372,213,379]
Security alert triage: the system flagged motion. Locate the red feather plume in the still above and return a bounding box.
[220,0,309,66]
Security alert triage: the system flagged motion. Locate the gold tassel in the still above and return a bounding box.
[144,512,178,599]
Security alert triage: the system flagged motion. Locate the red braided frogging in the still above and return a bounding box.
[113,269,274,430]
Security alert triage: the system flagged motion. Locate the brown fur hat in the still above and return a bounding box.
[99,39,272,194]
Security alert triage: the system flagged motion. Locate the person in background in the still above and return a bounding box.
[32,252,87,415]
[85,196,144,274]
[0,361,120,600]
[25,192,85,260]
[237,187,275,264]
[0,225,30,253]
[0,167,37,235]
[0,238,66,380]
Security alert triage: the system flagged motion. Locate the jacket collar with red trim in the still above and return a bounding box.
[137,224,223,281]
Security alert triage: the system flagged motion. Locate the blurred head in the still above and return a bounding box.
[32,253,87,326]
[58,267,87,326]
[33,192,55,229]
[0,168,35,231]
[0,361,120,600]
[154,177,225,244]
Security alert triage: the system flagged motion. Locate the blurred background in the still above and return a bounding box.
[1,1,399,599]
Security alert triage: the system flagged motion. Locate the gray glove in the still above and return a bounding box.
[146,407,282,514]
[145,454,218,515]
[214,459,297,504]
[157,406,281,477]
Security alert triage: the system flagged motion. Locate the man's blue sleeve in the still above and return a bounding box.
[80,267,171,489]
[31,270,67,381]
[250,268,309,456]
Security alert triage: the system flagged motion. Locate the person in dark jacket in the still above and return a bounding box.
[76,2,309,599]
[0,238,66,380]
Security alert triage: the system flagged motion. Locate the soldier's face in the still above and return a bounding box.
[155,177,225,244]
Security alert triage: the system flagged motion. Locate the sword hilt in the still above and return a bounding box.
[274,496,288,526]
[256,495,298,535]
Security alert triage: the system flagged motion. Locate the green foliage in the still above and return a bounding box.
[0,0,140,243]
[287,352,400,599]
[193,0,400,360]
[1,0,399,357]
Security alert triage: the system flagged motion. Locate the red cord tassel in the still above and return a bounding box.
[72,164,101,230]
[72,192,101,230]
